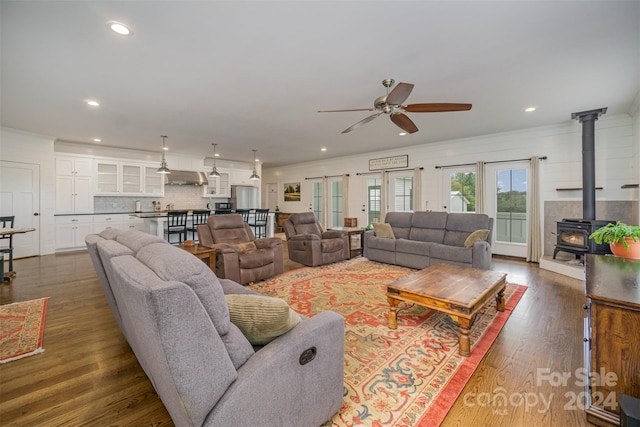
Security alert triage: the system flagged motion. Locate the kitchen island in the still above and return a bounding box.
[138,211,276,239]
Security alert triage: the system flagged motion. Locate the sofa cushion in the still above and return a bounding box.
[385,212,412,239]
[136,243,231,336]
[225,294,302,345]
[429,243,473,264]
[464,229,490,248]
[396,238,431,256]
[116,229,167,254]
[444,213,491,247]
[373,223,395,239]
[366,234,398,251]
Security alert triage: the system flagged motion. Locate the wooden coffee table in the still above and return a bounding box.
[387,263,507,356]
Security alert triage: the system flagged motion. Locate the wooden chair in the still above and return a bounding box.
[0,216,15,273]
[165,210,188,244]
[249,209,269,238]
[187,210,211,241]
[235,209,251,223]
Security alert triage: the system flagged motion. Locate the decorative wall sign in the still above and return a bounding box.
[284,182,301,202]
[369,155,409,171]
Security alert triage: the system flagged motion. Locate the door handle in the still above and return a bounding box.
[33,212,40,216]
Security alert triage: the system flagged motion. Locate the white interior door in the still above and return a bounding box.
[0,161,40,257]
[266,183,278,212]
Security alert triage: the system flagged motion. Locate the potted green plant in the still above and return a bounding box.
[588,221,640,259]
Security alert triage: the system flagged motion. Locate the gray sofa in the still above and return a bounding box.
[85,229,344,427]
[363,211,493,270]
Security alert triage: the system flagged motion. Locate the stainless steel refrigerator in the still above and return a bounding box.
[230,186,259,210]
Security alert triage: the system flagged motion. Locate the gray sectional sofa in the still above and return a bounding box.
[85,229,344,427]
[363,211,493,270]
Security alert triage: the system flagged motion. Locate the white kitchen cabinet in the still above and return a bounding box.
[144,166,164,196]
[55,215,93,250]
[92,214,124,233]
[203,171,230,198]
[229,168,258,186]
[124,215,145,231]
[55,156,94,214]
[95,160,160,196]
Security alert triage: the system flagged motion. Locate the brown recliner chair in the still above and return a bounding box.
[197,214,283,284]
[283,212,349,267]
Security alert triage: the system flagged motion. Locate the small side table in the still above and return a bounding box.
[329,227,364,259]
[177,243,216,266]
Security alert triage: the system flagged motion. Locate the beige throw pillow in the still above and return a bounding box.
[464,229,490,248]
[373,223,396,239]
[225,294,301,345]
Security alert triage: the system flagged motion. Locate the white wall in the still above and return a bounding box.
[0,127,56,254]
[263,113,637,236]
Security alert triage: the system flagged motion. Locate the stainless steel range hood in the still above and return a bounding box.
[164,170,208,186]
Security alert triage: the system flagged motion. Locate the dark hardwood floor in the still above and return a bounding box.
[0,245,595,426]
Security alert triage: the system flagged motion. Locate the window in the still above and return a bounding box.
[330,180,343,228]
[449,171,476,213]
[312,181,323,223]
[367,178,381,224]
[391,174,413,212]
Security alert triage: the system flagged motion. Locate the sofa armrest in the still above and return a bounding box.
[254,237,282,249]
[471,240,493,269]
[289,233,321,242]
[321,230,346,239]
[211,243,240,254]
[210,311,344,426]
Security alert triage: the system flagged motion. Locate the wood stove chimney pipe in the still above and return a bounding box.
[571,107,607,221]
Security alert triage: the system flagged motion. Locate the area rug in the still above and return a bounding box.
[251,259,526,427]
[0,297,48,364]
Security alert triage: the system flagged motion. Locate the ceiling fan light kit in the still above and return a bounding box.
[319,78,472,134]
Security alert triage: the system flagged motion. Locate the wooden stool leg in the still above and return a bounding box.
[457,317,473,357]
[387,296,399,329]
[496,287,506,312]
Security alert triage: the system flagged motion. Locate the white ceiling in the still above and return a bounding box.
[1,1,639,168]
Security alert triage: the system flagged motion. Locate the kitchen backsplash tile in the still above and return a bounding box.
[94,185,229,213]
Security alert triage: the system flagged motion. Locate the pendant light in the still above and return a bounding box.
[209,143,221,178]
[249,149,260,180]
[157,135,171,174]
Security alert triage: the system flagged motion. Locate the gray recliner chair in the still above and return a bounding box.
[283,212,349,266]
[197,214,283,284]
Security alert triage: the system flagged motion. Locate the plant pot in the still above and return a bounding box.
[609,238,640,259]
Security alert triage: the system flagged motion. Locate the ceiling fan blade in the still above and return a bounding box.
[386,82,414,106]
[390,113,418,134]
[342,112,383,133]
[318,108,376,113]
[404,103,472,113]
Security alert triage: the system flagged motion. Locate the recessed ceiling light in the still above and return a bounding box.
[107,20,133,36]
[214,153,220,157]
[399,132,407,136]
[163,146,169,151]
[92,138,102,142]
[525,107,536,112]
[86,100,100,107]
[321,147,327,152]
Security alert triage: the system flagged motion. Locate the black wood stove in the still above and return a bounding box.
[553,219,614,259]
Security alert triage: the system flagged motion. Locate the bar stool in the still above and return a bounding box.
[248,209,269,238]
[235,209,251,223]
[187,210,211,242]
[165,210,188,244]
[0,216,15,273]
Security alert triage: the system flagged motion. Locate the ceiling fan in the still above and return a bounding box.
[318,78,472,134]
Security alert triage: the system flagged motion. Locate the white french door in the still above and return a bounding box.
[485,161,529,257]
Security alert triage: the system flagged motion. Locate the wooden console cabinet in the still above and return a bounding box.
[276,212,292,232]
[585,254,640,426]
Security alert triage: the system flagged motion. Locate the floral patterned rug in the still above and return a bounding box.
[251,258,526,427]
[0,298,48,364]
